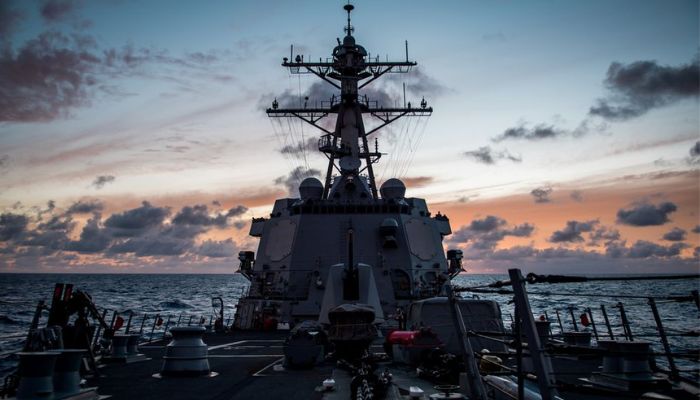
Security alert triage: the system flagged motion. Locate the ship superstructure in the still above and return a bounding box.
[233,4,459,329]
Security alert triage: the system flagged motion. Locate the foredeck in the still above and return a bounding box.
[90,331,331,400]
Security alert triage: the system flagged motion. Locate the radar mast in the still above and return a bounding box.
[266,3,433,199]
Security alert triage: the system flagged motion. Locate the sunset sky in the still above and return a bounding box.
[0,0,698,274]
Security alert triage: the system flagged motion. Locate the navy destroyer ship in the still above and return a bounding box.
[2,4,698,400]
[233,3,452,331]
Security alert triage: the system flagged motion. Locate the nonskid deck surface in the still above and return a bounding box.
[90,331,332,400]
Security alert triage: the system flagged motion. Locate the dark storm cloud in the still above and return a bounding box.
[197,239,237,258]
[493,123,564,142]
[226,205,248,217]
[570,190,584,202]
[625,240,687,258]
[2,199,244,261]
[91,175,115,189]
[662,227,686,242]
[66,199,103,214]
[40,0,82,22]
[280,138,318,156]
[691,141,700,157]
[171,204,247,227]
[274,166,321,197]
[469,215,506,232]
[589,57,700,121]
[530,186,552,203]
[0,213,29,241]
[65,215,111,253]
[447,215,534,252]
[1,25,234,123]
[19,215,74,251]
[688,141,700,165]
[588,226,620,246]
[616,201,677,226]
[549,220,598,243]
[0,31,101,122]
[172,204,228,227]
[463,146,522,165]
[104,201,170,236]
[109,235,191,256]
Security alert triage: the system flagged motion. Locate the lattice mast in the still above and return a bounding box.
[266,3,432,199]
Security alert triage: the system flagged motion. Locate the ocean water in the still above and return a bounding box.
[0,273,697,376]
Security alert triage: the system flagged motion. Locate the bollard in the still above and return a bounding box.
[50,349,84,397]
[562,331,591,347]
[127,334,141,355]
[617,340,652,381]
[16,352,59,399]
[160,327,211,377]
[111,334,130,358]
[596,339,622,374]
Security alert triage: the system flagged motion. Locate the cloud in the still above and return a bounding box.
[1,26,235,123]
[226,205,248,217]
[19,215,74,252]
[104,201,170,236]
[468,215,506,232]
[279,138,318,156]
[108,234,191,256]
[65,214,110,253]
[624,240,687,259]
[616,201,677,226]
[693,225,700,234]
[40,0,82,22]
[691,141,700,157]
[401,176,433,188]
[66,199,103,214]
[171,204,247,227]
[384,67,450,99]
[92,175,115,189]
[197,239,237,258]
[588,226,620,246]
[493,123,564,142]
[274,166,321,197]
[0,31,101,122]
[463,146,521,165]
[530,186,552,203]
[662,227,686,242]
[172,204,228,227]
[688,141,700,165]
[549,220,598,243]
[570,190,584,202]
[0,213,29,241]
[447,215,534,253]
[589,57,700,121]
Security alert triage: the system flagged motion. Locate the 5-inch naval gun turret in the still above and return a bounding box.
[233,4,456,330]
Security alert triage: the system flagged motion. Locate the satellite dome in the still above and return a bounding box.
[380,178,406,199]
[299,177,323,200]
